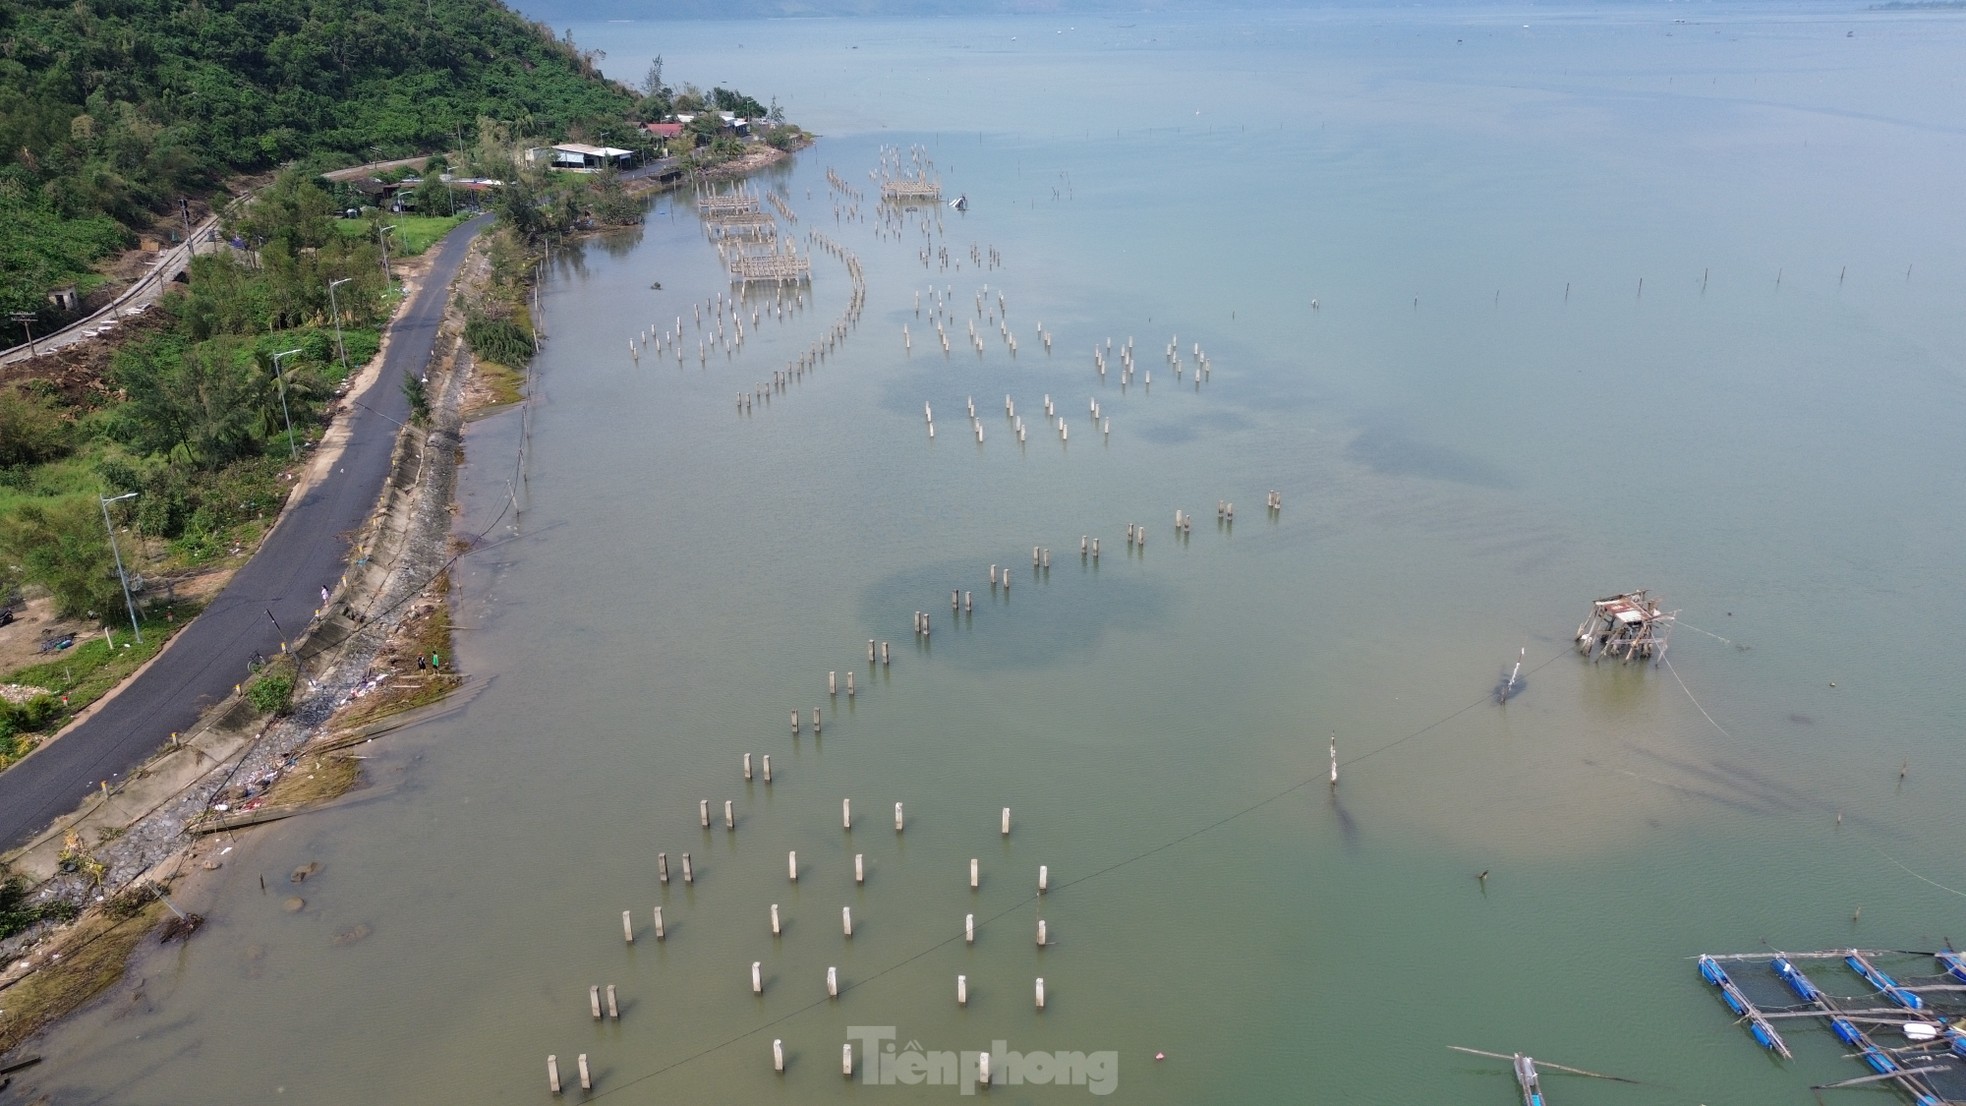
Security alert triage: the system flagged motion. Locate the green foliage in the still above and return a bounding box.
[464,310,533,368]
[337,213,465,257]
[586,171,643,227]
[1,875,78,940]
[711,88,767,118]
[0,384,73,466]
[245,656,297,715]
[401,371,430,424]
[0,495,122,618]
[0,182,130,318]
[0,0,640,344]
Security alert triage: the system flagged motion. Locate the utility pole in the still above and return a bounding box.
[8,312,35,355]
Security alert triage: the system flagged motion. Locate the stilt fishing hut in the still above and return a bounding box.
[1575,590,1675,663]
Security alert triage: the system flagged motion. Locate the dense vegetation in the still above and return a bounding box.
[0,0,638,336]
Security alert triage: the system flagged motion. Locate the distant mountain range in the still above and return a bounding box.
[513,0,1313,21]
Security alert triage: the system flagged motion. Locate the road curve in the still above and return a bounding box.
[0,214,493,850]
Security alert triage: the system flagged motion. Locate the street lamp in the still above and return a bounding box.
[99,491,141,644]
[326,277,353,380]
[271,347,305,459]
[378,224,398,281]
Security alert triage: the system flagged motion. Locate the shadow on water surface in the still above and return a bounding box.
[1346,419,1514,488]
[857,559,1172,673]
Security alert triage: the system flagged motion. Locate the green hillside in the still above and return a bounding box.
[0,0,636,326]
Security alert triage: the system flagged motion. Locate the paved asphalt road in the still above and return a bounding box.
[0,214,492,851]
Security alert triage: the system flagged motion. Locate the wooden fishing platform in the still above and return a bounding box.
[1696,948,1966,1105]
[696,186,761,217]
[880,175,942,203]
[1575,589,1675,662]
[705,210,778,237]
[723,243,811,286]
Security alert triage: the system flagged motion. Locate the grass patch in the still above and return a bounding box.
[335,214,466,257]
[260,751,361,807]
[0,897,164,1056]
[467,358,526,412]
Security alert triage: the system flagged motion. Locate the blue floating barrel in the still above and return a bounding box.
[1698,955,1727,986]
[1831,1018,1863,1045]
[1939,951,1966,984]
[1771,957,1821,1003]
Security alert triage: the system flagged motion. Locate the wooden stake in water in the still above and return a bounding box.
[725,800,735,830]
[1038,865,1048,893]
[958,973,969,1005]
[700,798,710,828]
[658,852,669,884]
[895,802,905,831]
[970,858,980,889]
[547,1055,561,1094]
[966,913,976,943]
[578,1054,591,1091]
[763,754,772,782]
[682,853,694,883]
[1035,978,1046,1009]
[1329,736,1338,787]
[590,984,603,1019]
[771,903,781,936]
[606,984,619,1019]
[774,1039,785,1073]
[743,753,753,780]
[843,798,853,829]
[622,910,634,944]
[752,961,763,994]
[1037,919,1048,947]
[1002,807,1011,835]
[788,850,798,881]
[843,1043,854,1077]
[855,853,865,884]
[653,906,664,939]
[843,906,854,936]
[978,1051,991,1086]
[828,965,839,997]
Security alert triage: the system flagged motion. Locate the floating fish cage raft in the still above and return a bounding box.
[1696,949,1966,1105]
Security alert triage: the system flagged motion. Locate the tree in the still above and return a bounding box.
[108,336,267,466]
[0,384,72,466]
[0,496,124,618]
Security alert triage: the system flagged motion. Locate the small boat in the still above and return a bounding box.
[1449,1046,1640,1104]
[1513,1053,1545,1106]
[949,193,968,212]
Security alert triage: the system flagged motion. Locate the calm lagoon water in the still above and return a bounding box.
[18,5,1966,1104]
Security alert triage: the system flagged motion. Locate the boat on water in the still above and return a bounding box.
[1512,1054,1545,1106]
